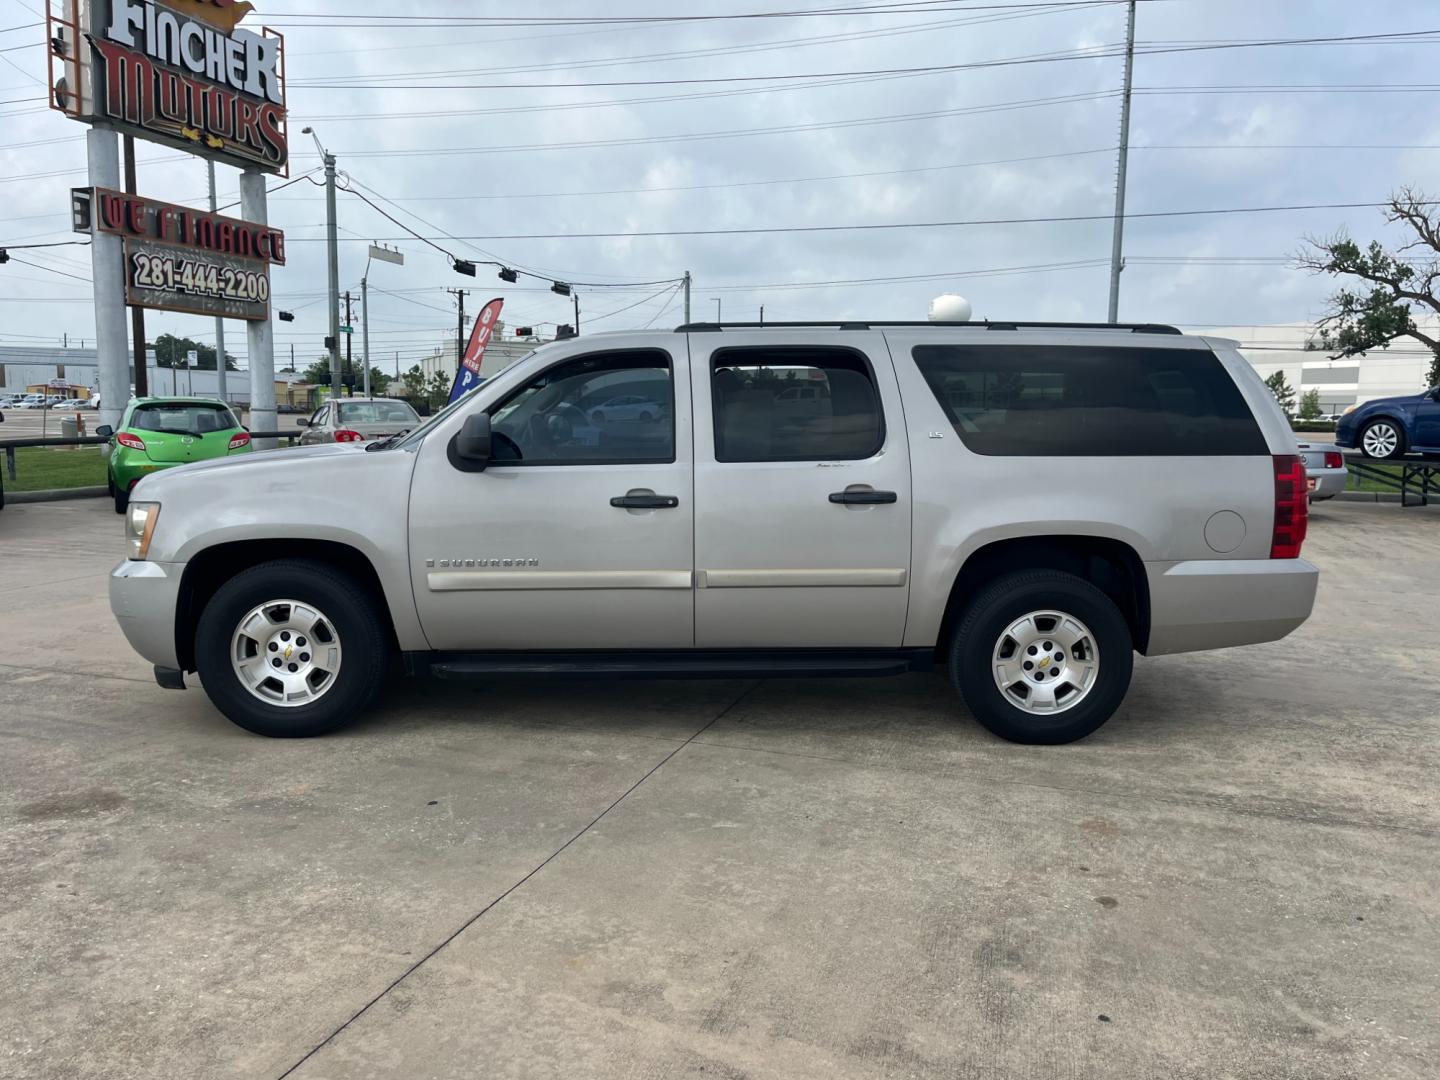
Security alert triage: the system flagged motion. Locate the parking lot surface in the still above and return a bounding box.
[2,498,1437,1079]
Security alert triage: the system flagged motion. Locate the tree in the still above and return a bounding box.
[401,365,427,401]
[1264,371,1296,416]
[300,357,392,396]
[1299,188,1440,387]
[426,370,451,410]
[149,333,237,371]
[302,357,333,386]
[1298,388,1323,420]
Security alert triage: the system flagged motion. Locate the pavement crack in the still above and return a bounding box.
[274,679,761,1080]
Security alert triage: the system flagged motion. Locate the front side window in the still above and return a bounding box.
[711,346,884,462]
[487,349,674,465]
[130,402,238,435]
[912,344,1269,456]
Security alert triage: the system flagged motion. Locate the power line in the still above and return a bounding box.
[320,91,1119,159]
[278,199,1438,244]
[264,1,1144,29]
[286,30,1440,90]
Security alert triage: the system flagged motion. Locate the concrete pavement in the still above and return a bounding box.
[1,498,1437,1079]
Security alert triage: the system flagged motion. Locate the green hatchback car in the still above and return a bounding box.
[98,397,252,513]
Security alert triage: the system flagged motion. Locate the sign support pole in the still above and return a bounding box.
[240,168,277,447]
[208,160,227,404]
[88,126,129,433]
[124,136,148,399]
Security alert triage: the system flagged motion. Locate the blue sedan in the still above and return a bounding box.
[1335,387,1440,458]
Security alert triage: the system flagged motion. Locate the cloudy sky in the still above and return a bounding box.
[2,0,1438,373]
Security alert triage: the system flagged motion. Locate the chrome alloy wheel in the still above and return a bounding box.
[1362,421,1400,458]
[991,610,1099,714]
[230,599,342,707]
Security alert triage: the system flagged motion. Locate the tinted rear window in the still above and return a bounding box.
[130,402,237,435]
[911,344,1268,456]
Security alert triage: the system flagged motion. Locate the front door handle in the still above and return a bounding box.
[611,494,680,509]
[829,490,897,505]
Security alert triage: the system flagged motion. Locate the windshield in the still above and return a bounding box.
[338,400,419,425]
[130,403,237,435]
[388,349,539,451]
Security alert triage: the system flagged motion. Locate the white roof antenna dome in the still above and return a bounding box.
[928,294,973,323]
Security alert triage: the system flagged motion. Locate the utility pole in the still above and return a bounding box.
[207,159,226,403]
[1107,0,1136,324]
[448,288,470,373]
[303,128,342,400]
[343,290,353,395]
[573,292,581,335]
[712,297,722,322]
[759,305,765,325]
[124,135,148,398]
[682,270,691,323]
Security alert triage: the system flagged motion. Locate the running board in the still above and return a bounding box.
[420,649,933,681]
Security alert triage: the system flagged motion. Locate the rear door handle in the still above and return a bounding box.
[611,494,680,509]
[829,490,898,505]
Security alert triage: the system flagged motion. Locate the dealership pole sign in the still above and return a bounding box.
[49,0,288,174]
[72,186,283,320]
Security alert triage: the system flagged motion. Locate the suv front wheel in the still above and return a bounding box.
[950,570,1134,744]
[194,559,390,737]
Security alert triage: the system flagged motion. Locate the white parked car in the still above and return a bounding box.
[109,320,1318,745]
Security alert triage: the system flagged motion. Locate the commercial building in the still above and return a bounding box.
[0,345,304,405]
[1206,322,1438,414]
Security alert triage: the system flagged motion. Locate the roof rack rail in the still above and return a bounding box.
[674,320,1182,335]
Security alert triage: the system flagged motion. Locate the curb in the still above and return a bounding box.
[5,486,108,504]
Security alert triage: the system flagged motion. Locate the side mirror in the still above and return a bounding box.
[448,412,492,472]
[294,418,309,427]
[95,424,114,438]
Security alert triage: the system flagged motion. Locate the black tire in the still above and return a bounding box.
[949,570,1133,745]
[113,482,129,515]
[194,559,390,737]
[1359,418,1407,460]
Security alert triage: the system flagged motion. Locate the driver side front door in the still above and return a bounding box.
[408,346,695,651]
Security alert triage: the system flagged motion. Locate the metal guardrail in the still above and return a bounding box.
[1345,456,1440,508]
[1,431,304,482]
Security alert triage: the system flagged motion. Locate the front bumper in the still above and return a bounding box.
[109,559,183,670]
[1308,468,1347,499]
[1145,558,1318,656]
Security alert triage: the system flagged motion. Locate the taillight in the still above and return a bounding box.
[1271,454,1308,559]
[1323,451,1343,469]
[334,429,365,443]
[116,432,145,451]
[228,432,251,451]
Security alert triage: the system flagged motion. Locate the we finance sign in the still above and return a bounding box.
[51,0,288,173]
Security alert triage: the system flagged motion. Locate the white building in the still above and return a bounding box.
[418,323,551,386]
[1204,321,1438,414]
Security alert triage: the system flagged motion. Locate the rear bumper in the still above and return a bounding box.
[1308,469,1347,499]
[109,559,182,670]
[1144,558,1318,656]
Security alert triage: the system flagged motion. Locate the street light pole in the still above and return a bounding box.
[303,126,342,399]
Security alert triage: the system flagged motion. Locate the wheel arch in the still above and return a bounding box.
[175,540,398,673]
[934,534,1150,658]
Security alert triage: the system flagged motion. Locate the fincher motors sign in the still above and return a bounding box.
[50,0,288,173]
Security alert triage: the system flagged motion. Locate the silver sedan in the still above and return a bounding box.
[297,398,421,445]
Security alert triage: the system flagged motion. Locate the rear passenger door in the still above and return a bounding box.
[690,331,912,648]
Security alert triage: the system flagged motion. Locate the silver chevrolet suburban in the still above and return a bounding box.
[109,321,1318,744]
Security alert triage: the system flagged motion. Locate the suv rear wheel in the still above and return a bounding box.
[194,559,389,737]
[950,570,1133,744]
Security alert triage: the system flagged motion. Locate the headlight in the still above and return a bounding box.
[1342,404,1358,416]
[126,502,161,561]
